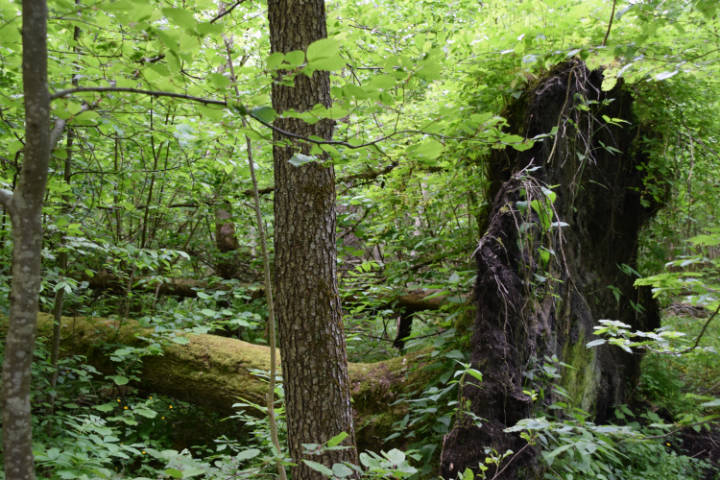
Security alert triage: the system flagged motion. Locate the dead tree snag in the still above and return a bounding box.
[440,60,661,479]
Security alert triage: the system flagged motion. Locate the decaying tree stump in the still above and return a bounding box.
[440,60,661,478]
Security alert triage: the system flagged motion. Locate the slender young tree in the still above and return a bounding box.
[267,1,359,478]
[1,1,51,479]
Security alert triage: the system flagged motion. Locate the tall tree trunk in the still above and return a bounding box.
[267,1,359,479]
[1,1,51,479]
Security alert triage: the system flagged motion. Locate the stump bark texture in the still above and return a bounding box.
[440,60,661,479]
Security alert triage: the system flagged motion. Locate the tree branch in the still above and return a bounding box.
[602,0,618,47]
[51,86,439,150]
[210,0,249,23]
[246,109,431,149]
[677,302,720,354]
[51,86,227,106]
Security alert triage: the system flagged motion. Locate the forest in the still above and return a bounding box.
[1,0,719,479]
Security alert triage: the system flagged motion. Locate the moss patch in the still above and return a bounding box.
[560,331,600,413]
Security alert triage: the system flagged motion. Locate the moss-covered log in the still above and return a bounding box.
[32,313,425,449]
[440,60,661,479]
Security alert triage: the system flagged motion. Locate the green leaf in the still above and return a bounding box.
[416,50,443,81]
[701,398,720,408]
[359,452,373,468]
[307,38,340,62]
[368,74,396,90]
[466,368,483,382]
[303,460,333,477]
[267,52,285,70]
[251,106,277,123]
[539,248,550,265]
[327,431,349,447]
[155,29,181,54]
[501,133,524,143]
[196,22,224,37]
[94,402,116,412]
[197,104,226,121]
[165,468,183,479]
[236,448,261,461]
[385,448,405,465]
[208,73,230,90]
[308,54,346,72]
[134,407,158,419]
[413,138,444,162]
[110,375,129,385]
[284,50,305,68]
[586,339,606,348]
[543,443,573,465]
[162,7,197,33]
[171,336,189,345]
[332,463,354,478]
[511,140,534,151]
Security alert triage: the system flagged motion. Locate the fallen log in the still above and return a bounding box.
[30,313,429,449]
[81,270,226,298]
[77,273,456,350]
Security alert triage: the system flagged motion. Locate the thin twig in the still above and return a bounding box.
[489,443,531,480]
[602,0,618,47]
[676,302,720,354]
[50,86,227,106]
[210,0,248,23]
[224,34,288,480]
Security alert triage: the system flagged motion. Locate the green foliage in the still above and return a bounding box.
[302,439,420,479]
[506,409,710,480]
[1,0,720,477]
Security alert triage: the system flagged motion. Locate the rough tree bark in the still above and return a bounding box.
[267,1,359,478]
[1,1,51,479]
[440,60,661,479]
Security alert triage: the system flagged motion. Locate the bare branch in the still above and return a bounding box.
[51,86,227,106]
[246,110,435,149]
[51,85,439,150]
[602,0,618,47]
[210,0,249,23]
[677,302,720,354]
